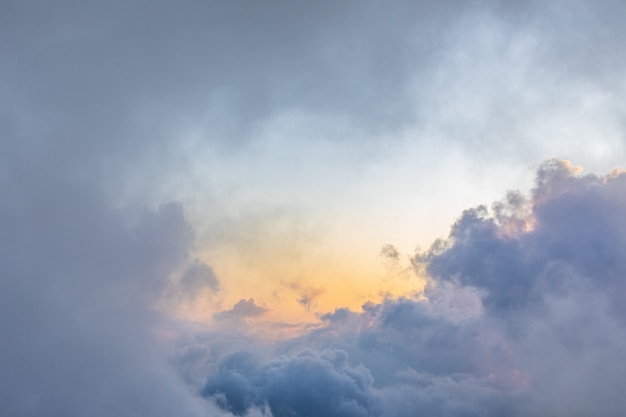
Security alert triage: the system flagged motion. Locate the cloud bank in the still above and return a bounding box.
[200,160,626,417]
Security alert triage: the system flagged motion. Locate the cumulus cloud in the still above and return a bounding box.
[424,158,626,317]
[197,160,626,417]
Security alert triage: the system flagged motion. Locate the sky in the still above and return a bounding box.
[1,1,626,416]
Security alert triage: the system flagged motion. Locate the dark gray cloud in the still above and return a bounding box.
[0,179,209,415]
[203,349,380,417]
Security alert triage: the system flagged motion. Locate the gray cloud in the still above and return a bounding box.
[424,159,626,318]
[214,299,269,322]
[0,178,209,415]
[179,259,221,295]
[4,0,626,416]
[203,349,380,417]
[8,0,624,169]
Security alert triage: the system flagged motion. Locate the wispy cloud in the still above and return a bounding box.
[283,281,326,311]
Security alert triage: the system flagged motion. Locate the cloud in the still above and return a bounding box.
[215,299,269,321]
[0,179,210,415]
[197,160,626,416]
[284,282,326,311]
[202,349,380,417]
[179,259,221,296]
[424,158,626,316]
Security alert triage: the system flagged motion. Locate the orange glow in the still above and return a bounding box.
[166,233,426,332]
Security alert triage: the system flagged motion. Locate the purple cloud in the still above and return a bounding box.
[199,160,626,417]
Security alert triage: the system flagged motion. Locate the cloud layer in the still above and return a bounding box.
[3,1,626,416]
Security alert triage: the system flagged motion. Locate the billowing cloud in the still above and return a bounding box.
[424,159,626,317]
[202,349,380,417]
[198,160,626,417]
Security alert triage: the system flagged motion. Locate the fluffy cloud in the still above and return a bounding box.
[425,159,626,318]
[199,160,626,417]
[203,349,380,417]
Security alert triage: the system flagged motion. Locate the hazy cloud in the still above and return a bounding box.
[179,259,221,295]
[203,349,380,417]
[4,0,626,415]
